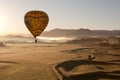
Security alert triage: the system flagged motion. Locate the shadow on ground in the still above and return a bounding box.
[0,61,19,64]
[63,70,120,80]
[55,59,120,80]
[56,59,120,71]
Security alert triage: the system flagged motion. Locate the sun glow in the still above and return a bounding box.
[0,15,5,25]
[0,15,8,34]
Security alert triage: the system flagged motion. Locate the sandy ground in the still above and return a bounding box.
[0,43,79,80]
[0,43,120,80]
[56,44,120,80]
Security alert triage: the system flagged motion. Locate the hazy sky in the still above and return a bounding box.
[0,0,120,34]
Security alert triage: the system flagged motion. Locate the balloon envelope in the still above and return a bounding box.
[24,11,49,37]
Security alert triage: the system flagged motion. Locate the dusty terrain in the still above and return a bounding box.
[55,44,120,80]
[0,43,79,80]
[0,43,120,80]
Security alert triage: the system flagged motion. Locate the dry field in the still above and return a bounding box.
[0,43,79,80]
[0,43,120,80]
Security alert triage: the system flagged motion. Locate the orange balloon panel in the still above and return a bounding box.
[24,11,49,37]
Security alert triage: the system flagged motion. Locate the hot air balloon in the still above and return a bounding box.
[24,10,49,43]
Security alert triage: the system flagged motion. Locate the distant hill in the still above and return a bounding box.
[40,28,120,37]
[1,28,120,38]
[4,35,25,38]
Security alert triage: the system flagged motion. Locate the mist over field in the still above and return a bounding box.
[0,28,120,43]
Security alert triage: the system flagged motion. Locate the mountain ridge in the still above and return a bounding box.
[40,28,120,37]
[1,28,120,37]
